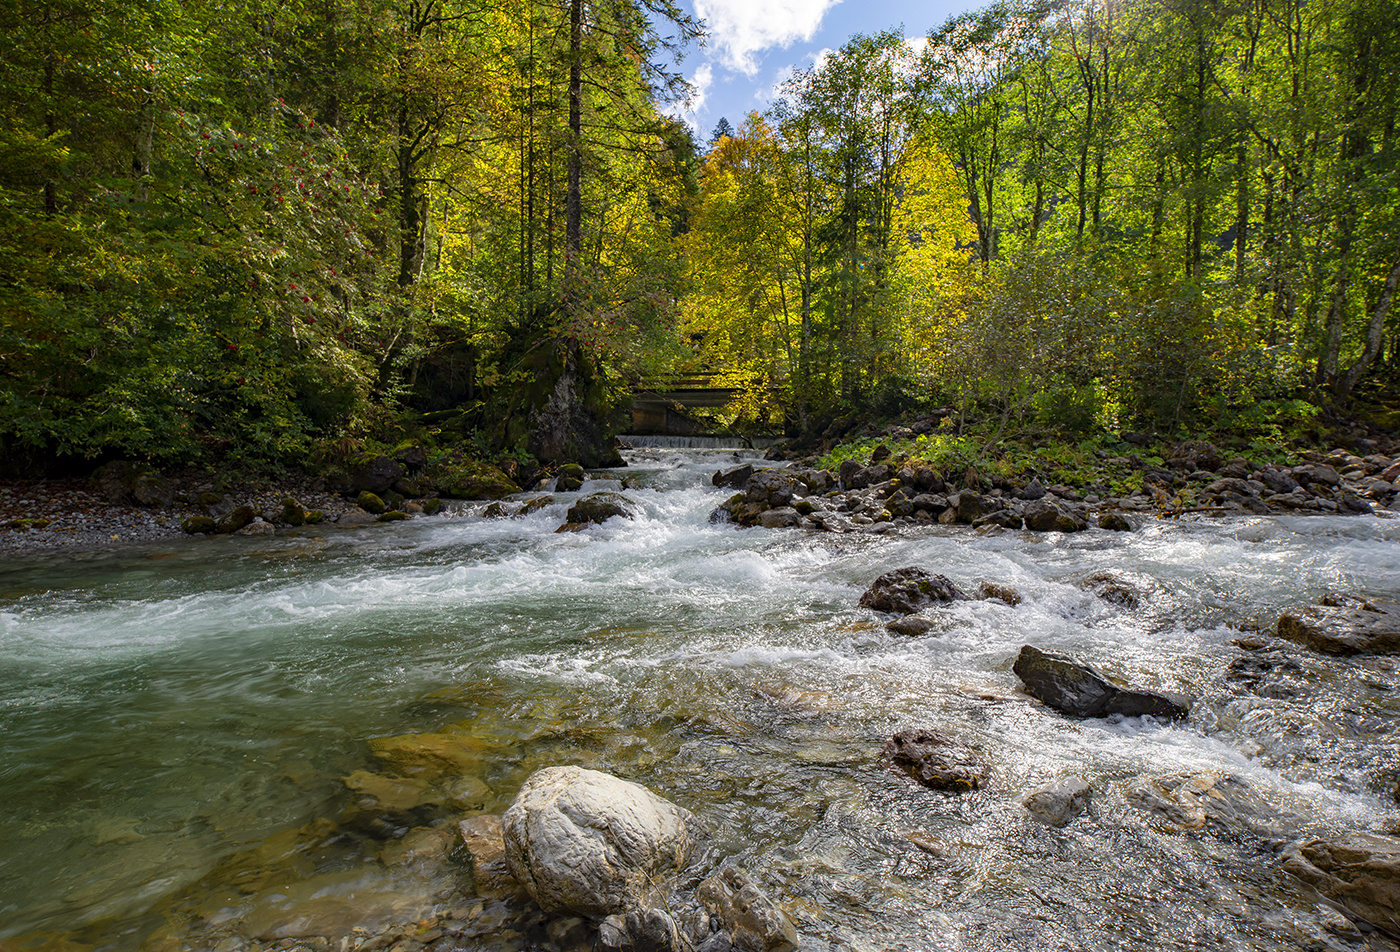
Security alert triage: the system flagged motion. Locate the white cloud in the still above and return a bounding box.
[694,0,842,76]
[666,61,713,132]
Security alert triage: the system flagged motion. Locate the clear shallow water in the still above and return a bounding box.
[1,449,1397,951]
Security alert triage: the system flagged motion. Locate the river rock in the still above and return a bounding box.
[1018,477,1047,501]
[1023,777,1092,827]
[1012,645,1189,720]
[978,581,1022,605]
[217,504,256,534]
[859,567,965,615]
[713,465,755,490]
[558,492,638,532]
[1277,595,1400,655]
[758,507,801,529]
[1023,498,1087,532]
[955,492,1001,523]
[1096,511,1135,532]
[182,514,216,534]
[501,766,699,918]
[882,729,988,792]
[598,907,683,951]
[1281,833,1400,937]
[887,615,939,636]
[744,471,800,508]
[695,867,800,952]
[336,508,377,527]
[1127,772,1280,838]
[357,490,386,514]
[456,814,524,899]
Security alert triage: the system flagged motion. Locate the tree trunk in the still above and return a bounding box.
[1335,260,1400,398]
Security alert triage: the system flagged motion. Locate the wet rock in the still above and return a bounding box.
[557,492,637,532]
[378,511,410,522]
[556,463,586,492]
[1277,596,1400,655]
[1082,571,1147,608]
[1022,498,1087,532]
[369,732,494,781]
[744,471,800,509]
[1097,511,1135,532]
[455,815,523,899]
[886,616,938,637]
[797,469,834,494]
[358,491,387,514]
[758,508,801,529]
[351,455,407,494]
[598,907,683,952]
[420,497,444,516]
[235,518,276,536]
[1281,833,1400,937]
[978,581,1022,605]
[1127,772,1280,838]
[434,461,521,500]
[1012,645,1189,720]
[343,770,437,814]
[501,766,699,918]
[882,729,988,792]
[281,497,307,526]
[1023,777,1092,827]
[713,465,755,490]
[859,566,965,615]
[695,867,799,952]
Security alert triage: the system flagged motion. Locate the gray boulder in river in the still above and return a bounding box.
[502,765,699,918]
[1013,645,1189,719]
[860,566,965,615]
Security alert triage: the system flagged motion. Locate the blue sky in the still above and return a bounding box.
[669,0,984,137]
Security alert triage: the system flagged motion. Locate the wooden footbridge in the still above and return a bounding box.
[630,373,740,435]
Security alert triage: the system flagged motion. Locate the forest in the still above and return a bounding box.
[1,0,1398,476]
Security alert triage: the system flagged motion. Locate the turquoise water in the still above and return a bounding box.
[1,450,1397,950]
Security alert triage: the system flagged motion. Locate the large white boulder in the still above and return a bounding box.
[502,766,698,918]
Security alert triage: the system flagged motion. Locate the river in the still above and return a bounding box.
[1,446,1397,951]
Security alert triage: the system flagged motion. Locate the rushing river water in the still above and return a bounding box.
[2,447,1398,952]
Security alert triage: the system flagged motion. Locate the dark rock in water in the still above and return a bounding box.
[860,567,965,615]
[696,867,800,952]
[357,491,386,514]
[1097,511,1135,532]
[758,507,801,528]
[978,581,1022,605]
[1282,833,1400,938]
[883,729,988,792]
[744,471,801,509]
[974,508,1023,530]
[1022,498,1087,532]
[1082,571,1147,608]
[1023,777,1092,827]
[1013,645,1189,720]
[520,494,554,515]
[1277,595,1400,655]
[713,464,755,490]
[281,496,307,526]
[955,492,1001,524]
[1128,772,1281,838]
[558,492,637,532]
[350,454,406,494]
[887,616,938,636]
[556,462,586,492]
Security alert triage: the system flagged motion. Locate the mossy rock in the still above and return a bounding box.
[198,492,224,509]
[305,510,325,525]
[182,515,217,534]
[281,497,306,526]
[216,505,255,534]
[377,511,410,522]
[358,491,386,514]
[383,491,405,511]
[432,461,520,500]
[421,497,445,515]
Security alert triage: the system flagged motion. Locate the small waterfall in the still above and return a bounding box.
[618,433,779,450]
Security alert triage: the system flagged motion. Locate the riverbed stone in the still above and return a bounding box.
[558,492,638,532]
[886,615,939,636]
[182,514,217,534]
[859,566,965,615]
[882,729,988,792]
[336,508,377,527]
[369,732,495,780]
[217,504,256,534]
[501,766,699,918]
[713,465,755,490]
[1277,596,1400,655]
[455,814,524,899]
[1023,777,1092,827]
[978,581,1022,605]
[696,867,800,952]
[1023,498,1087,532]
[1127,771,1280,838]
[758,507,801,529]
[1097,511,1134,531]
[744,471,800,509]
[1012,645,1189,720]
[1281,832,1400,937]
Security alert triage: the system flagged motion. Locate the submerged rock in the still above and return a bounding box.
[1281,832,1400,937]
[695,867,800,952]
[1023,777,1092,827]
[886,615,939,637]
[1127,772,1280,838]
[859,566,965,615]
[502,765,699,918]
[1277,595,1400,655]
[1012,645,1189,720]
[883,729,988,792]
[456,814,525,900]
